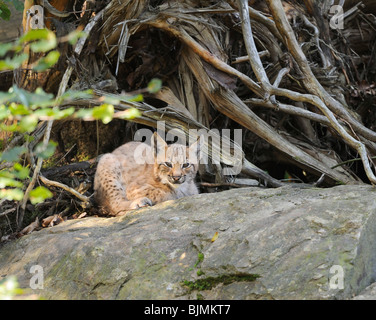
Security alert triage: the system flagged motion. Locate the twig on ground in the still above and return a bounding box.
[39,175,91,205]
[0,207,16,218]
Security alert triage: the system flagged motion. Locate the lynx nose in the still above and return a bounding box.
[171,176,182,182]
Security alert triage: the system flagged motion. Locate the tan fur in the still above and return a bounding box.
[94,132,200,216]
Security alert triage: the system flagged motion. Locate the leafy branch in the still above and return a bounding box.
[0,26,161,228]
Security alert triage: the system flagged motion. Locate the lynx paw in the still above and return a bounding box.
[130,197,153,210]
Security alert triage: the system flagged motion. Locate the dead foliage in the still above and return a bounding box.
[2,0,376,237]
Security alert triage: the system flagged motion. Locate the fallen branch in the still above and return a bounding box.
[141,8,358,184]
[265,0,376,143]
[237,0,273,95]
[39,175,91,205]
[236,0,376,184]
[41,161,93,179]
[145,19,264,97]
[242,159,283,187]
[231,51,269,64]
[200,182,248,188]
[270,86,376,184]
[180,43,355,184]
[245,98,332,126]
[0,207,16,218]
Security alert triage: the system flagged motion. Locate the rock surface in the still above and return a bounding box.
[1,185,376,300]
[352,283,376,300]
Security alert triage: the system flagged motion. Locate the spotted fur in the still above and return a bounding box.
[94,132,200,216]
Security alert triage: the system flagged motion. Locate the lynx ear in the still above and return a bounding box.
[189,135,203,163]
[151,132,167,158]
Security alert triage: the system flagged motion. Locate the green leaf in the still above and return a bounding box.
[34,106,75,119]
[0,88,16,104]
[19,114,38,132]
[0,176,22,188]
[33,50,60,71]
[0,53,28,71]
[11,86,29,106]
[30,87,55,108]
[19,29,57,53]
[13,163,29,180]
[0,170,14,179]
[30,38,57,53]
[19,29,50,43]
[66,30,87,45]
[0,42,14,57]
[9,103,30,116]
[0,188,23,201]
[34,141,57,159]
[124,94,143,102]
[8,86,55,108]
[33,107,56,117]
[0,104,10,120]
[0,1,11,20]
[75,108,93,120]
[117,108,141,120]
[101,95,120,105]
[29,186,53,204]
[92,104,114,124]
[55,107,75,119]
[24,134,35,143]
[147,78,162,93]
[194,252,204,267]
[0,122,18,132]
[57,89,93,104]
[0,146,27,162]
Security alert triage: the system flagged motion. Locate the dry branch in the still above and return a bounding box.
[6,0,376,235]
[266,0,376,143]
[64,0,368,185]
[145,19,264,97]
[264,0,376,183]
[144,16,357,184]
[237,0,272,93]
[18,120,54,227]
[39,175,91,205]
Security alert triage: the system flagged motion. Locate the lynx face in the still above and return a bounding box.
[152,133,200,189]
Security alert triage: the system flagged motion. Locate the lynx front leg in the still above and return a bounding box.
[94,154,153,216]
[129,197,153,210]
[110,197,152,216]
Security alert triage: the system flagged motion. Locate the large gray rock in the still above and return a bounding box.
[1,185,376,300]
[352,283,376,300]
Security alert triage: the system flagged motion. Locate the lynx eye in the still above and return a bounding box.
[164,162,173,168]
[182,163,191,168]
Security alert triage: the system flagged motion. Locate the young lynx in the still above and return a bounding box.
[94,132,201,216]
